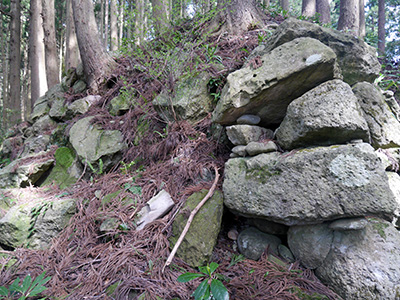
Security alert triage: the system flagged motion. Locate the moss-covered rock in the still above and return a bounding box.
[169,189,223,267]
[41,147,80,189]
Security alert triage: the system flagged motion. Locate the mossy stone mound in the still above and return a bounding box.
[170,189,223,267]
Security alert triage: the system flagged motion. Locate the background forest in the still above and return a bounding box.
[0,0,398,139]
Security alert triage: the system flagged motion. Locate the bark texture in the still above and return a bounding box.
[337,0,360,36]
[316,0,330,24]
[7,0,21,125]
[30,0,48,106]
[151,0,170,36]
[42,0,60,88]
[135,0,145,45]
[72,0,117,91]
[65,0,80,71]
[302,0,316,17]
[110,0,118,51]
[209,0,267,36]
[377,0,385,56]
[280,0,289,11]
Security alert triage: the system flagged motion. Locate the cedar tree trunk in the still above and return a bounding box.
[71,0,117,91]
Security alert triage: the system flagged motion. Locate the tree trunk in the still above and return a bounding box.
[104,0,109,48]
[42,0,60,88]
[135,0,145,45]
[377,0,385,56]
[337,0,360,36]
[358,0,365,38]
[280,0,289,11]
[30,0,48,107]
[302,0,316,17]
[2,16,9,120]
[209,0,267,36]
[316,0,330,24]
[110,0,118,51]
[65,0,80,71]
[150,0,170,36]
[7,0,21,125]
[119,0,124,47]
[72,0,117,91]
[100,0,104,43]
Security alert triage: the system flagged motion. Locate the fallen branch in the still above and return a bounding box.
[162,165,220,273]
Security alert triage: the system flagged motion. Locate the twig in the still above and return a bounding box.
[162,165,219,273]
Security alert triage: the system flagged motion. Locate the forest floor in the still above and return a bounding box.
[1,12,398,300]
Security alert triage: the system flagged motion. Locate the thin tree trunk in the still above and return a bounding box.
[71,0,117,91]
[302,0,316,17]
[377,0,385,56]
[337,0,360,36]
[100,0,104,43]
[135,0,145,45]
[65,0,80,71]
[104,0,109,48]
[110,0,118,51]
[358,0,365,38]
[42,0,60,88]
[22,44,30,120]
[119,0,124,47]
[280,0,289,11]
[316,0,330,24]
[151,0,170,36]
[7,0,21,125]
[30,0,48,107]
[2,17,9,121]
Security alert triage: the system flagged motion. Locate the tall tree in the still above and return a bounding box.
[72,0,117,91]
[359,0,365,38]
[110,0,118,50]
[280,0,289,11]
[302,0,316,17]
[151,0,170,36]
[42,0,60,88]
[7,0,21,125]
[30,0,48,107]
[377,0,385,56]
[135,0,146,45]
[104,0,109,48]
[337,0,360,36]
[65,0,80,71]
[208,0,267,35]
[316,0,331,24]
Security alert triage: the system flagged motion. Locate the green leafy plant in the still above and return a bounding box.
[177,262,229,300]
[0,271,51,300]
[85,158,104,176]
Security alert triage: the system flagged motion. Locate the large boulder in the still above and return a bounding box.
[276,79,370,150]
[169,189,224,267]
[223,143,396,225]
[41,147,82,189]
[0,152,54,188]
[0,189,75,249]
[153,72,213,124]
[212,37,337,126]
[289,219,400,299]
[69,116,126,172]
[353,82,400,148]
[50,95,100,121]
[262,18,380,85]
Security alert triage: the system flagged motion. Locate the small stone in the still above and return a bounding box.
[237,114,261,125]
[226,125,274,146]
[232,145,247,157]
[237,227,281,260]
[227,229,239,240]
[278,244,295,263]
[329,217,368,231]
[245,141,277,156]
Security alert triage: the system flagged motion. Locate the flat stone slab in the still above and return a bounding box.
[223,143,396,225]
[212,37,337,126]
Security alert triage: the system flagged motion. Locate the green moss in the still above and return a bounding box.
[290,287,329,299]
[371,220,389,240]
[55,147,75,168]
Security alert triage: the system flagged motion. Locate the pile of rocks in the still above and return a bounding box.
[213,18,400,299]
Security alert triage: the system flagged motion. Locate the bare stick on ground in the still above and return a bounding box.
[162,165,220,273]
